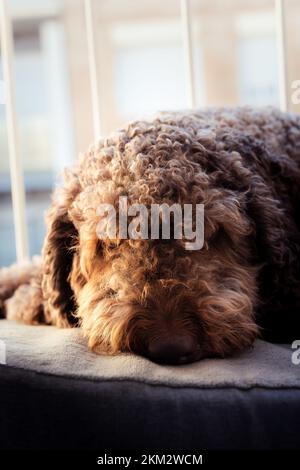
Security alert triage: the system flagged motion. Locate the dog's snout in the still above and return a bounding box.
[147,335,197,364]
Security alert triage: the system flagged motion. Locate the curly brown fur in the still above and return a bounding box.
[0,257,41,318]
[1,106,300,364]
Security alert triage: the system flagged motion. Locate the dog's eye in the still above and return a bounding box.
[108,242,117,249]
[107,288,116,297]
[209,227,226,244]
[105,240,120,250]
[208,228,220,242]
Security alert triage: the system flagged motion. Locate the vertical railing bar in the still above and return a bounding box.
[0,0,28,261]
[180,0,196,108]
[275,0,288,112]
[84,0,102,141]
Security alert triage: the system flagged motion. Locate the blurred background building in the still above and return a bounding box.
[0,0,300,266]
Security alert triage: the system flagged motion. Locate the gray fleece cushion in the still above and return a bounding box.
[0,320,299,388]
[1,319,300,450]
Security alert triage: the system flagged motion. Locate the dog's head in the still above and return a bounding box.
[43,118,279,364]
[72,195,258,364]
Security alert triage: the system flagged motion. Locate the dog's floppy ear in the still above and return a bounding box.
[42,170,81,327]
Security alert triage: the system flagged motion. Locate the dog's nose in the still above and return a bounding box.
[147,335,197,364]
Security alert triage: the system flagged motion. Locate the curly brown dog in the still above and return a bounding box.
[1,107,300,364]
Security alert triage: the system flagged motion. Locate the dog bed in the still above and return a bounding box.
[0,319,299,450]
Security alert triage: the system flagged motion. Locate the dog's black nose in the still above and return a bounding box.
[147,335,197,364]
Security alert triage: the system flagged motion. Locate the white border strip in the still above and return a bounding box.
[0,0,28,261]
[275,0,288,112]
[84,0,102,141]
[180,0,196,108]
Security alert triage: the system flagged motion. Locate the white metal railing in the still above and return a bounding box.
[180,0,196,108]
[84,0,102,141]
[0,0,289,264]
[0,0,28,261]
[275,0,288,112]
